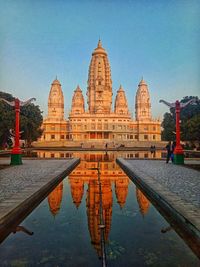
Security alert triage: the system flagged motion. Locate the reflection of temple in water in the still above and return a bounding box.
[136,188,150,216]
[69,178,84,208]
[115,177,129,208]
[36,150,162,159]
[86,179,112,257]
[68,152,129,256]
[46,152,151,255]
[48,182,63,216]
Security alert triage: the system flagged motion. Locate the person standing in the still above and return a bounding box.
[166,141,173,163]
[171,141,176,162]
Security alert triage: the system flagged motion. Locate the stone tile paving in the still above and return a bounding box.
[127,160,200,208]
[0,158,74,202]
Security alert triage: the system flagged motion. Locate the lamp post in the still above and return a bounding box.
[0,97,36,165]
[160,98,196,164]
[12,98,21,164]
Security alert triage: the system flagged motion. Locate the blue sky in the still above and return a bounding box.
[0,0,199,119]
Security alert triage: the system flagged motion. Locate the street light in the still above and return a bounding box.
[159,98,196,164]
[0,97,36,165]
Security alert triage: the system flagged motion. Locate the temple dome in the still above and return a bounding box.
[138,78,147,86]
[70,85,85,114]
[75,85,82,92]
[114,85,129,115]
[92,39,107,56]
[52,78,61,85]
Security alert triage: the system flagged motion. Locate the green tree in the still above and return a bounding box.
[161,113,176,141]
[182,114,200,142]
[0,92,15,148]
[0,91,43,148]
[161,96,200,142]
[20,104,43,147]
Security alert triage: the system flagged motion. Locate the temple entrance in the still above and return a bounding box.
[89,132,110,140]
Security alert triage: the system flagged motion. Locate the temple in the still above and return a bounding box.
[37,40,161,147]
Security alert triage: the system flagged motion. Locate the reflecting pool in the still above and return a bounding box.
[0,151,199,266]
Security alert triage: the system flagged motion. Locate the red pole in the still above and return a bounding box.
[12,98,21,154]
[174,100,183,155]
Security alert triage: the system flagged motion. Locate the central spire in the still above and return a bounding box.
[87,40,112,114]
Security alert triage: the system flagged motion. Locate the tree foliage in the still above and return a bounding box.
[182,114,200,142]
[161,96,200,142]
[0,92,15,147]
[161,112,176,141]
[0,91,43,148]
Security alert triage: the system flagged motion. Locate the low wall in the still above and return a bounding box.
[33,140,167,149]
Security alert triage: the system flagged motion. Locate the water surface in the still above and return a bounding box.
[0,151,199,266]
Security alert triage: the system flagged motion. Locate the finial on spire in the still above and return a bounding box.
[75,85,81,91]
[98,39,102,48]
[56,75,57,80]
[139,76,147,86]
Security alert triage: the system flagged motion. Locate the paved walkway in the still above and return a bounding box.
[116,159,200,257]
[122,160,200,208]
[0,158,80,242]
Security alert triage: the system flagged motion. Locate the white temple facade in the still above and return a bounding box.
[38,41,161,147]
